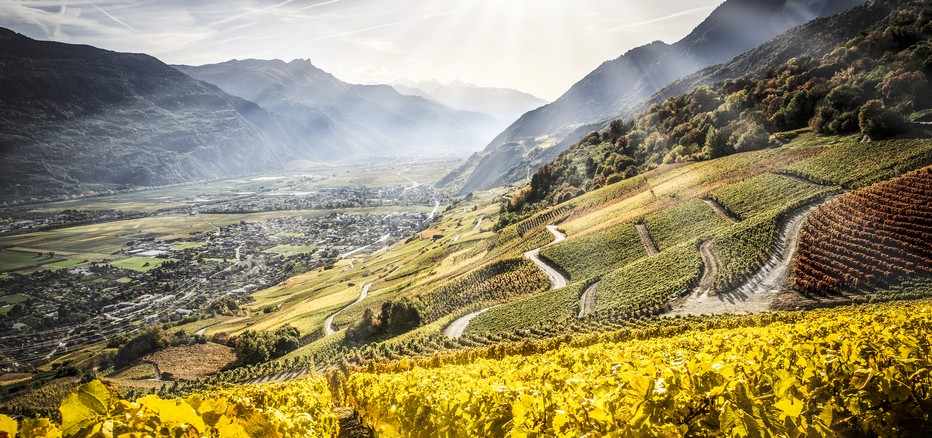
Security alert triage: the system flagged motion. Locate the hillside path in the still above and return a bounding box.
[668,200,827,316]
[635,223,659,255]
[443,307,494,339]
[445,225,568,339]
[578,282,598,318]
[324,282,373,336]
[523,226,568,290]
[703,199,739,223]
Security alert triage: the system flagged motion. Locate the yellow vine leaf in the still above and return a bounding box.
[775,398,804,418]
[138,395,206,433]
[0,414,18,438]
[59,380,113,436]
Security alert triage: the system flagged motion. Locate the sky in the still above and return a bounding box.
[0,0,724,101]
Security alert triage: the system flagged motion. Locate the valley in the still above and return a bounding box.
[1,0,931,436]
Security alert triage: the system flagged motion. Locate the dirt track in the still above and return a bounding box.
[324,282,373,336]
[668,200,827,316]
[703,199,739,223]
[578,282,598,318]
[445,226,568,339]
[635,223,659,255]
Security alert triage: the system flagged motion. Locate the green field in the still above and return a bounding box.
[262,244,318,256]
[0,250,60,272]
[109,257,173,272]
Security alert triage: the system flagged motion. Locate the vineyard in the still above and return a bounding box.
[794,166,932,295]
[642,198,731,251]
[463,280,588,336]
[345,299,932,437]
[707,173,838,220]
[596,242,702,315]
[785,139,932,189]
[1,377,336,437]
[416,258,550,323]
[516,205,572,237]
[538,221,644,282]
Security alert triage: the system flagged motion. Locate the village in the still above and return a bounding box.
[0,182,440,371]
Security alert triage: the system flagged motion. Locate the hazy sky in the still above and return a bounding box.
[1,0,724,100]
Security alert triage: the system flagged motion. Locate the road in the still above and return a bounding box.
[443,307,494,339]
[398,173,419,189]
[668,200,828,316]
[339,234,391,259]
[194,213,222,233]
[445,225,568,339]
[324,282,373,336]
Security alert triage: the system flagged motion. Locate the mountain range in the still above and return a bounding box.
[0,30,505,202]
[176,60,502,159]
[391,79,548,125]
[438,0,868,194]
[0,28,313,202]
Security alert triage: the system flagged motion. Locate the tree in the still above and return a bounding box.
[858,100,907,140]
[702,127,732,159]
[735,122,770,152]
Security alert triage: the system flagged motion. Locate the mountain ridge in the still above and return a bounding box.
[0,28,334,202]
[441,0,868,194]
[176,59,502,159]
[391,79,548,124]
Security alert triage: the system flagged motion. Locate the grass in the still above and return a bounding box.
[170,241,205,250]
[143,343,236,380]
[109,363,156,380]
[0,250,60,272]
[109,257,173,272]
[0,293,30,305]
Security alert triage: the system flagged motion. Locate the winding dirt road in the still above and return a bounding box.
[668,200,827,316]
[324,282,373,336]
[444,225,569,339]
[523,226,568,290]
[443,307,494,339]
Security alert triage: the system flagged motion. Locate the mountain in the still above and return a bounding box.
[499,0,930,220]
[441,0,868,194]
[176,60,501,159]
[392,79,548,124]
[0,28,338,202]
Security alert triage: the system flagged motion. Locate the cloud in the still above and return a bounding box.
[85,0,134,30]
[602,5,717,32]
[0,0,724,99]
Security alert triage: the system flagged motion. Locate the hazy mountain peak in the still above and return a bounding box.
[391,79,548,123]
[177,58,502,159]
